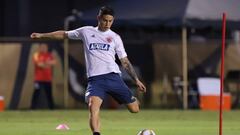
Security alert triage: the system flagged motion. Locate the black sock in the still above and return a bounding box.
[93,132,100,135]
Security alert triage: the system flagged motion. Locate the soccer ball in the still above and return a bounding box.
[137,129,156,135]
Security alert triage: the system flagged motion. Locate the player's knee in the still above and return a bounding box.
[129,106,139,113]
[130,108,139,113]
[88,97,102,117]
[127,100,140,113]
[88,103,99,113]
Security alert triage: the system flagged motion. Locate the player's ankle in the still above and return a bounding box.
[93,132,101,135]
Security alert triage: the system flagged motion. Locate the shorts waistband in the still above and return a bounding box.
[88,72,119,81]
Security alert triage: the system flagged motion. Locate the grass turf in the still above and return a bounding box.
[0,110,239,135]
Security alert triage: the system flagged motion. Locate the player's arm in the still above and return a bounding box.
[33,53,47,68]
[46,58,57,66]
[30,31,67,40]
[120,57,146,92]
[46,53,57,66]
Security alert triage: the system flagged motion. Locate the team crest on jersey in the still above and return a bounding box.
[106,37,113,43]
[89,43,110,51]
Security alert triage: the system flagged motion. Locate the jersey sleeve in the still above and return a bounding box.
[115,35,127,59]
[66,27,84,40]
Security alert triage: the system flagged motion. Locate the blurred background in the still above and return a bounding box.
[1,0,240,110]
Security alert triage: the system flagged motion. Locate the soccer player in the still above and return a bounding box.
[30,6,146,135]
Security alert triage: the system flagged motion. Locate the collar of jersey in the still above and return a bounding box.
[95,26,110,34]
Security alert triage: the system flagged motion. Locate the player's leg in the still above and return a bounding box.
[31,81,41,109]
[106,73,140,113]
[43,82,54,109]
[88,96,103,135]
[126,98,139,113]
[85,75,106,135]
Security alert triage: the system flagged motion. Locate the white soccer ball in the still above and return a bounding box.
[137,129,156,135]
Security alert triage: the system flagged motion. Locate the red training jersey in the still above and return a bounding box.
[33,52,54,82]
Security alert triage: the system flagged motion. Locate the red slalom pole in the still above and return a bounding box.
[219,12,226,135]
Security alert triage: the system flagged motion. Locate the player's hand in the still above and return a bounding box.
[30,33,42,39]
[135,79,146,93]
[46,59,56,66]
[37,62,47,68]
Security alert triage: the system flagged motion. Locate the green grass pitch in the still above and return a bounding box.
[0,110,239,135]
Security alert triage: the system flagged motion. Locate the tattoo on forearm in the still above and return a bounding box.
[122,59,138,81]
